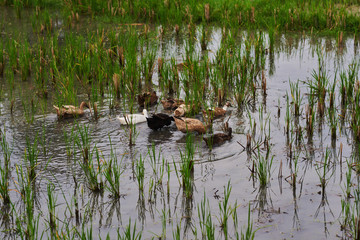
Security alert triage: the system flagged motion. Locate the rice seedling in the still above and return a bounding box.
[117,219,142,240]
[240,204,257,240]
[0,129,11,204]
[219,181,232,240]
[79,146,104,193]
[0,41,4,76]
[74,123,91,162]
[307,49,329,118]
[148,144,165,188]
[135,154,145,193]
[15,164,42,240]
[24,135,39,180]
[172,221,182,240]
[22,97,37,124]
[7,39,18,73]
[253,148,274,188]
[179,134,195,199]
[47,182,57,237]
[14,0,23,19]
[198,192,215,240]
[289,80,302,117]
[18,41,32,81]
[315,149,334,193]
[104,136,124,199]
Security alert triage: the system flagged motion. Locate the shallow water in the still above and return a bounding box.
[1,6,360,239]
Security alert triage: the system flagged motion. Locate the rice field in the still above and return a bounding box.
[0,2,360,239]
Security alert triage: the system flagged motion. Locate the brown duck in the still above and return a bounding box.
[174,117,206,134]
[161,98,185,110]
[203,127,232,147]
[53,102,89,119]
[202,102,231,119]
[174,104,193,117]
[137,91,158,107]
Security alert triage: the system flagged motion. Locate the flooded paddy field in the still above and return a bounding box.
[1,6,360,240]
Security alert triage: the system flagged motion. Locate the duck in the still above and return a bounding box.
[202,102,231,119]
[161,98,185,110]
[53,102,89,119]
[174,104,193,117]
[174,117,206,134]
[146,113,174,130]
[117,109,148,125]
[137,91,158,107]
[203,127,232,147]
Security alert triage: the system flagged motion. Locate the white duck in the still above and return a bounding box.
[118,109,148,125]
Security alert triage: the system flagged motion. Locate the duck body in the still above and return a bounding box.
[174,104,193,117]
[53,102,89,119]
[202,102,230,119]
[137,91,158,107]
[203,128,232,147]
[161,98,185,110]
[118,109,148,125]
[174,117,206,134]
[146,113,174,130]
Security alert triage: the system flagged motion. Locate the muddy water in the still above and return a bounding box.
[1,7,359,239]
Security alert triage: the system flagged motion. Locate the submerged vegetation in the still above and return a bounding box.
[0,0,360,239]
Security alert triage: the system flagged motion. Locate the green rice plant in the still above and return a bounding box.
[18,41,32,81]
[172,221,182,240]
[25,135,39,181]
[14,0,23,19]
[0,129,11,204]
[140,47,157,88]
[306,89,316,139]
[148,144,165,187]
[135,154,145,192]
[32,8,53,33]
[104,136,124,198]
[232,200,240,239]
[179,134,195,199]
[22,97,37,124]
[118,219,142,240]
[47,182,57,237]
[289,80,302,117]
[63,128,75,158]
[253,148,274,188]
[240,204,257,240]
[219,181,232,240]
[15,164,42,240]
[315,149,334,193]
[307,49,329,118]
[339,61,358,110]
[74,123,91,162]
[7,39,18,72]
[327,106,337,143]
[0,41,4,76]
[285,94,290,137]
[79,146,104,193]
[161,208,167,239]
[198,192,215,240]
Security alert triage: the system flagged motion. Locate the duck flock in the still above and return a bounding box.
[53,91,233,147]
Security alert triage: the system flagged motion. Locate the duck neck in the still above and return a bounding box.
[222,105,228,111]
[143,109,149,118]
[79,102,87,110]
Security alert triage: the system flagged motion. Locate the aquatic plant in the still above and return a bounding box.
[198,192,215,240]
[179,134,195,199]
[104,137,124,198]
[219,181,232,240]
[0,129,11,204]
[118,219,142,240]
